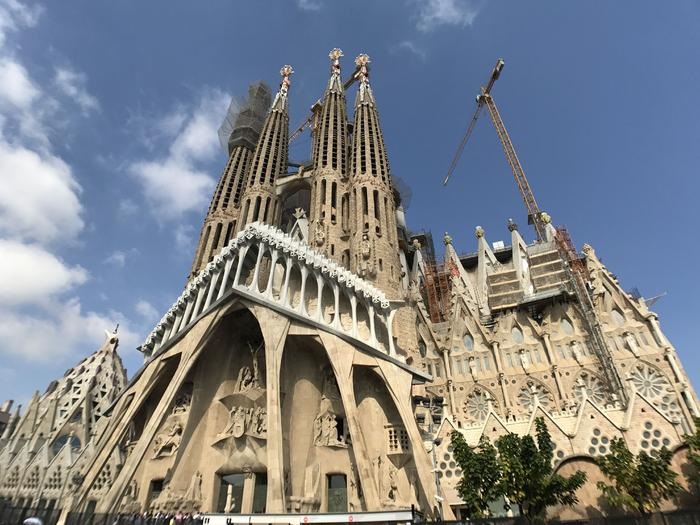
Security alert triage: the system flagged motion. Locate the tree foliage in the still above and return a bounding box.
[596,437,681,515]
[683,417,700,489]
[451,433,502,518]
[496,418,587,523]
[451,418,586,523]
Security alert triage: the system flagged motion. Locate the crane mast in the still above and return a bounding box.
[444,59,628,405]
[479,90,547,241]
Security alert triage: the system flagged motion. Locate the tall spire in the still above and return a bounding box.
[189,83,271,278]
[237,65,292,231]
[350,53,391,187]
[309,49,350,266]
[348,54,402,297]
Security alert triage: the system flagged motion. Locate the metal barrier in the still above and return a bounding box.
[64,514,203,525]
[414,509,700,525]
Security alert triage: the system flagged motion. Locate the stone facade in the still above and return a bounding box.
[0,50,697,521]
[0,333,127,513]
[415,224,699,518]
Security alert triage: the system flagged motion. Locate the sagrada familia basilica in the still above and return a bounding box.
[0,50,697,521]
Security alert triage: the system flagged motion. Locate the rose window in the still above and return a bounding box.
[464,388,493,421]
[517,383,551,411]
[574,373,608,405]
[629,364,669,400]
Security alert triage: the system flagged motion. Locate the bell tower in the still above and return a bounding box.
[189,83,271,278]
[236,65,293,233]
[308,49,351,266]
[348,54,402,297]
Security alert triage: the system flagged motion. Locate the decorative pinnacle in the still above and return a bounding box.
[443,232,452,245]
[355,53,370,82]
[507,218,518,232]
[540,211,551,224]
[279,65,294,93]
[475,226,485,238]
[329,48,343,73]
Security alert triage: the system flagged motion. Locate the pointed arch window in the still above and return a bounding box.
[561,318,574,335]
[463,334,474,351]
[612,309,625,326]
[511,326,524,344]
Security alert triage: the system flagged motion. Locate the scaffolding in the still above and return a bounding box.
[555,226,628,404]
[422,261,452,324]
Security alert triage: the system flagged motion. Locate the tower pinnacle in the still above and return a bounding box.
[327,48,343,92]
[272,64,293,112]
[354,53,373,104]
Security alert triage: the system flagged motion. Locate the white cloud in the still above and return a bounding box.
[128,88,229,220]
[392,41,427,61]
[0,298,139,362]
[296,0,322,11]
[0,1,141,370]
[412,0,479,32]
[0,240,87,305]
[129,158,215,219]
[0,140,84,244]
[135,299,159,322]
[0,57,38,108]
[103,250,127,268]
[0,0,42,47]
[53,66,99,114]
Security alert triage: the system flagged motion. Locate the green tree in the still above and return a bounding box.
[597,437,681,514]
[683,417,700,490]
[451,433,502,518]
[495,418,587,523]
[450,418,586,523]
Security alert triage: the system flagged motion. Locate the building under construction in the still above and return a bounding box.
[0,51,697,523]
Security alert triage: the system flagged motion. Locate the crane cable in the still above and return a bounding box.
[443,101,483,186]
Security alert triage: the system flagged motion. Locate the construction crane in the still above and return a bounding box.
[288,64,363,145]
[443,59,547,241]
[444,59,628,404]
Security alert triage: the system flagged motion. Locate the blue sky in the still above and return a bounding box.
[0,0,698,407]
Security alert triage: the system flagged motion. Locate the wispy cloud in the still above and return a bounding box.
[392,40,427,61]
[118,198,139,218]
[174,223,196,253]
[135,299,159,322]
[53,66,100,115]
[0,0,42,47]
[296,0,322,11]
[128,88,230,221]
[103,250,127,268]
[411,0,480,32]
[0,298,138,362]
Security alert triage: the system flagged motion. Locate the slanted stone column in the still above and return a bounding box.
[318,332,381,510]
[252,306,291,513]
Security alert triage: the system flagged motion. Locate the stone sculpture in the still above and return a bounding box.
[152,421,183,459]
